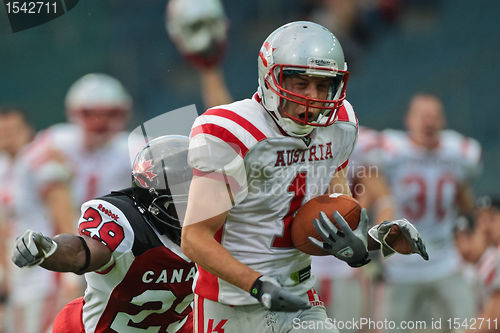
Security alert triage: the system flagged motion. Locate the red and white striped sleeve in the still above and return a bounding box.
[21,129,72,196]
[189,107,267,203]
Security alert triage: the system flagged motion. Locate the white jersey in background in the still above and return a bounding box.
[379,129,481,283]
[36,123,132,208]
[475,246,500,307]
[6,138,71,331]
[189,93,358,305]
[0,154,15,301]
[0,154,14,215]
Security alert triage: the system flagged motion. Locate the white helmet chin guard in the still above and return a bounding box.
[257,21,349,137]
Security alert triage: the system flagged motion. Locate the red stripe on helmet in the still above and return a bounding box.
[259,51,268,67]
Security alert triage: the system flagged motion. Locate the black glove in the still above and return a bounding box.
[309,209,371,268]
[249,276,311,312]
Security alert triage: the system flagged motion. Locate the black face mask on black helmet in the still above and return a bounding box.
[131,135,192,244]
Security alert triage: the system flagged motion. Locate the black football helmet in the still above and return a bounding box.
[131,135,192,242]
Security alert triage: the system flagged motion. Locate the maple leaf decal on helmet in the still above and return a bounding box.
[132,159,158,188]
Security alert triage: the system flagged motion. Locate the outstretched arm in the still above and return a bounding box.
[12,231,111,274]
[200,67,232,109]
[43,183,76,234]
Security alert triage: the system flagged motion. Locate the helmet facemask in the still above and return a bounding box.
[265,63,349,134]
[131,135,192,244]
[146,189,186,232]
[256,21,350,137]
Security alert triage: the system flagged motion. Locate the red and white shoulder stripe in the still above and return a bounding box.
[441,130,481,164]
[357,126,380,153]
[20,130,55,169]
[477,248,500,289]
[190,99,269,158]
[336,100,358,129]
[379,129,407,155]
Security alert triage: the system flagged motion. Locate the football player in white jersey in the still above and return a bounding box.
[0,107,74,333]
[0,108,36,333]
[469,197,500,332]
[379,93,482,331]
[182,21,428,333]
[48,72,134,206]
[453,199,500,332]
[43,73,135,302]
[12,135,196,333]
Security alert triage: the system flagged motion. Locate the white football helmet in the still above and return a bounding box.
[65,73,132,130]
[166,0,228,67]
[65,73,132,113]
[257,21,349,137]
[65,73,132,136]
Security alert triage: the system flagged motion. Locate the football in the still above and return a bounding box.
[291,193,361,256]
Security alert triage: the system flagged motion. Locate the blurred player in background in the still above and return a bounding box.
[4,74,134,332]
[54,72,134,205]
[38,72,135,296]
[0,107,73,333]
[454,215,487,266]
[465,197,500,332]
[379,93,481,331]
[12,135,195,333]
[0,108,35,333]
[166,0,231,109]
[182,21,427,333]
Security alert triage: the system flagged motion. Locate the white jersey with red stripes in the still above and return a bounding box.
[11,138,73,236]
[476,246,500,306]
[7,141,67,305]
[189,93,358,305]
[380,129,482,282]
[0,154,15,223]
[78,190,195,333]
[0,154,17,294]
[346,126,381,199]
[349,127,381,174]
[34,123,133,208]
